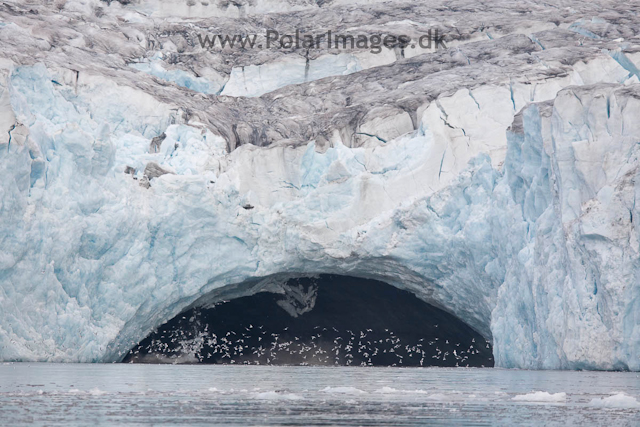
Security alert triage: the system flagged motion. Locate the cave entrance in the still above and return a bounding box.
[123,275,493,367]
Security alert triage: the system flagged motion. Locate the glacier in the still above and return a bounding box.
[0,0,639,370]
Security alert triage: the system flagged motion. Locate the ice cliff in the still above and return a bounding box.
[0,0,639,370]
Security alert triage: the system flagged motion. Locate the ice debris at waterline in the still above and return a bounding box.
[1,0,640,371]
[124,276,493,366]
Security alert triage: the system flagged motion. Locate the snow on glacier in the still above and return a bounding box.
[220,50,396,98]
[127,46,397,99]
[130,53,225,95]
[1,45,640,370]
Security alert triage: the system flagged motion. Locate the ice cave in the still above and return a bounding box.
[123,275,493,366]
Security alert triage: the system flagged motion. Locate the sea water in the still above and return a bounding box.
[0,364,638,426]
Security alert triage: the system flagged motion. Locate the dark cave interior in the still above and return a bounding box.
[124,275,493,367]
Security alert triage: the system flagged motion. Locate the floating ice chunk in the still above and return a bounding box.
[374,386,428,394]
[320,386,367,394]
[589,393,640,409]
[512,391,567,402]
[253,391,304,400]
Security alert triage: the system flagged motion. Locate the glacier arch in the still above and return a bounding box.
[93,140,505,363]
[1,56,504,363]
[1,43,640,370]
[102,239,500,365]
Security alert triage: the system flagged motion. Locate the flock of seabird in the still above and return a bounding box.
[127,321,492,367]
